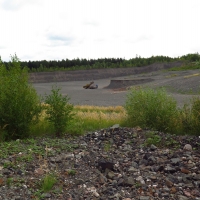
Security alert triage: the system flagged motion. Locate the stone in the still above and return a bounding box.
[183,144,192,151]
[139,196,150,200]
[150,144,157,150]
[171,158,181,165]
[128,167,139,172]
[181,168,190,174]
[124,177,135,186]
[98,161,115,171]
[107,171,115,179]
[164,165,177,173]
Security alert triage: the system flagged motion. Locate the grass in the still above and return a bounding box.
[166,63,200,71]
[184,73,200,78]
[40,173,57,192]
[30,105,127,137]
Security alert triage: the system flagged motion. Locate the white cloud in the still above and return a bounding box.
[0,0,200,61]
[1,0,41,11]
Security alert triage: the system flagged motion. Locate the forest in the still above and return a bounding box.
[2,53,200,72]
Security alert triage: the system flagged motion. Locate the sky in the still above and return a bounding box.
[0,0,200,62]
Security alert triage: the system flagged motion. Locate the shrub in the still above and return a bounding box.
[175,104,193,135]
[185,97,200,135]
[0,55,42,141]
[124,87,177,132]
[44,86,74,137]
[173,98,200,136]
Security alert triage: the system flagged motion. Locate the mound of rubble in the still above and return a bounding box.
[0,126,200,200]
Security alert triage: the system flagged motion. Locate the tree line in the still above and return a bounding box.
[2,53,200,73]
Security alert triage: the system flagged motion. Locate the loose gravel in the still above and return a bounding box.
[0,125,199,199]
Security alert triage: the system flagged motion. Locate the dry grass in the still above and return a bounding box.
[184,73,200,78]
[74,105,125,113]
[72,105,127,133]
[31,104,127,136]
[76,109,126,121]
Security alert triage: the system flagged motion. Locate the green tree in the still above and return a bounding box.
[44,86,74,137]
[0,54,42,141]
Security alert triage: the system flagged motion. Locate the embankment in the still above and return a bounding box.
[29,61,183,83]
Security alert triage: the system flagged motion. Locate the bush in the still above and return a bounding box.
[124,87,177,132]
[44,86,74,137]
[191,97,200,131]
[172,98,200,136]
[0,55,42,141]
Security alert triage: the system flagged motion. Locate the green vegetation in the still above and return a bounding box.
[67,169,76,176]
[144,131,161,146]
[124,87,177,133]
[29,105,126,138]
[67,106,126,135]
[43,86,74,137]
[6,178,13,187]
[124,86,200,136]
[104,141,112,152]
[167,62,200,71]
[178,97,200,135]
[3,55,177,72]
[40,173,57,192]
[0,55,42,141]
[34,173,58,199]
[1,53,199,73]
[0,137,77,160]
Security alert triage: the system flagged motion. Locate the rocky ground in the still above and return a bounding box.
[0,125,200,200]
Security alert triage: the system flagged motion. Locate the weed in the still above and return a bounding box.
[67,169,76,176]
[164,135,180,148]
[16,154,33,162]
[135,182,141,188]
[104,141,111,151]
[3,162,15,168]
[145,132,161,146]
[40,173,57,192]
[6,178,13,187]
[190,97,200,134]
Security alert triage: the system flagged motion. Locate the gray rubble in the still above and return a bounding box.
[0,126,199,199]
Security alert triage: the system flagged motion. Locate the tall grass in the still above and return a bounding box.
[30,105,126,137]
[175,97,200,135]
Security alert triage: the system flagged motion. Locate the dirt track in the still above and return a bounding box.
[33,64,200,107]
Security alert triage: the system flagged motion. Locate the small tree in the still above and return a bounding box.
[0,55,42,140]
[44,86,74,137]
